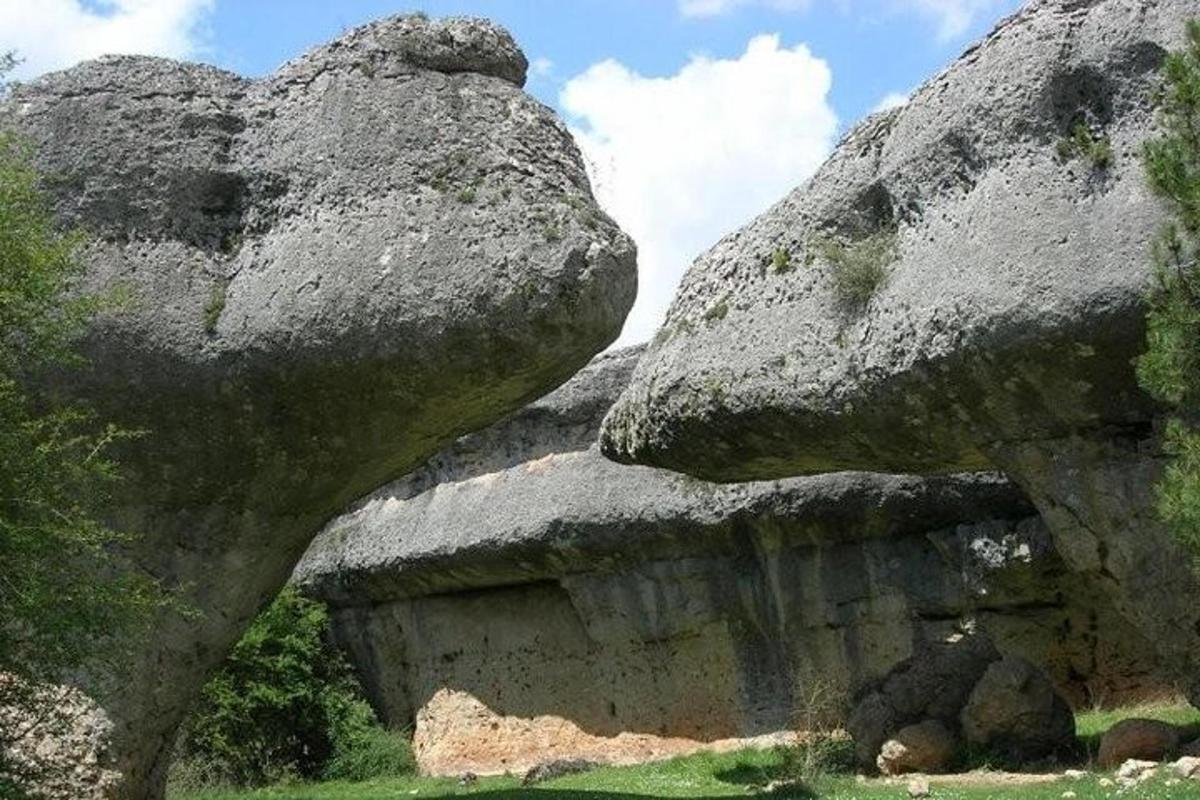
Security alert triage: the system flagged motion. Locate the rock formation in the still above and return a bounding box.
[1,15,635,798]
[599,0,1200,702]
[297,346,1169,776]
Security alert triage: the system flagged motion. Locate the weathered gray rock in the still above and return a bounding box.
[2,14,635,798]
[959,656,1075,762]
[599,0,1200,702]
[297,347,1168,776]
[847,632,998,770]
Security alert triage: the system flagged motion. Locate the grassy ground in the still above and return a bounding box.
[174,704,1200,800]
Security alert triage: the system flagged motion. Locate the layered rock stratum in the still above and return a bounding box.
[298,346,1170,776]
[600,0,1200,704]
[1,15,635,798]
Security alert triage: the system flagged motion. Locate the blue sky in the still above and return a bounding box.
[2,0,1024,344]
[198,0,1018,127]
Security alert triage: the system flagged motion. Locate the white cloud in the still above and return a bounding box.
[679,0,814,17]
[529,56,555,79]
[562,34,837,346]
[901,0,1007,41]
[678,0,1011,41]
[0,0,213,81]
[872,90,910,113]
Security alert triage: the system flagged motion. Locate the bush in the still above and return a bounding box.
[1057,121,1114,169]
[816,229,896,311]
[324,727,416,782]
[778,669,854,782]
[1137,20,1200,566]
[171,587,414,789]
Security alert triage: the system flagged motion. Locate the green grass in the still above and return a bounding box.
[170,739,1200,800]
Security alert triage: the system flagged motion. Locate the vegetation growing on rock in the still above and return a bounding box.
[815,228,896,310]
[1057,122,1114,170]
[1138,20,1200,565]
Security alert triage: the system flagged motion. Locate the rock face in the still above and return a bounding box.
[297,346,1168,776]
[1,15,635,798]
[599,0,1200,702]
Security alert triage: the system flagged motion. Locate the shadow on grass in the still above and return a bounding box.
[429,792,815,800]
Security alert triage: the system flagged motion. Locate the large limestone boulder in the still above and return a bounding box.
[959,656,1075,762]
[847,632,998,770]
[296,347,1167,776]
[599,0,1200,701]
[1,14,635,798]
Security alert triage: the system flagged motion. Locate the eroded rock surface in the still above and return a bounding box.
[599,0,1200,701]
[2,14,635,798]
[297,347,1168,776]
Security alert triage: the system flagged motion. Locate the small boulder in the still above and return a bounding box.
[959,656,1075,761]
[907,776,931,798]
[1114,758,1158,789]
[877,719,958,775]
[1173,756,1200,780]
[1098,719,1182,768]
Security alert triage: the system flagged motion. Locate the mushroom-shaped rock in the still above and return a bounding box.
[1,14,635,798]
[599,0,1200,702]
[294,347,1165,775]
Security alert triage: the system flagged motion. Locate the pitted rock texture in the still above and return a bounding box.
[598,0,1200,702]
[2,14,635,799]
[297,347,1170,776]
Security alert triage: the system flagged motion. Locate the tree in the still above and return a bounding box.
[0,54,157,795]
[1137,21,1200,564]
[172,588,413,789]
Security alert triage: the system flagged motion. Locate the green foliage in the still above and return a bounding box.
[703,298,730,323]
[816,229,896,311]
[1057,121,1114,169]
[173,588,414,789]
[456,186,476,204]
[1137,20,1200,563]
[323,728,415,783]
[0,77,158,791]
[770,247,792,274]
[203,281,227,334]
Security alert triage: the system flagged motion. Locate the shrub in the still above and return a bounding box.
[324,727,416,782]
[771,247,792,274]
[817,229,896,311]
[778,669,854,782]
[1137,20,1200,566]
[172,587,414,788]
[1057,121,1114,169]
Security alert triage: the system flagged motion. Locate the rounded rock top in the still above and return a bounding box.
[277,14,529,87]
